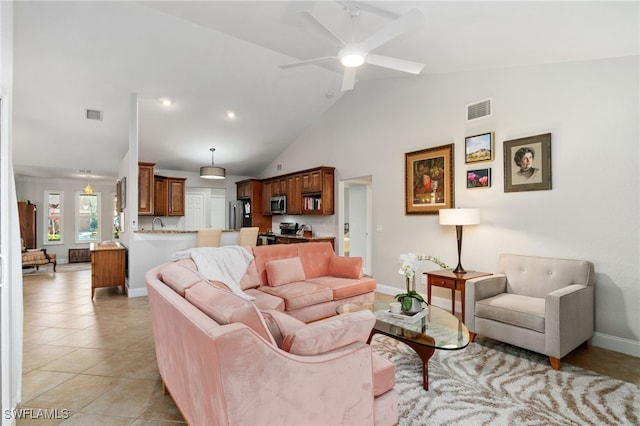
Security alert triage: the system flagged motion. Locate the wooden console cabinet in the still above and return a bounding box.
[18,201,37,249]
[90,241,126,299]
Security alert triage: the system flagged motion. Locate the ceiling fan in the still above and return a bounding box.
[280,6,426,92]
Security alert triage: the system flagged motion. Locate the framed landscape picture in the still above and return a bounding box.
[467,168,491,188]
[503,133,552,192]
[405,143,454,215]
[465,132,494,163]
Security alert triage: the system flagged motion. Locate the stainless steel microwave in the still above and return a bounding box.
[270,195,287,215]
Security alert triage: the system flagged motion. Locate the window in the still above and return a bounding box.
[44,190,64,245]
[75,191,101,243]
[113,192,120,239]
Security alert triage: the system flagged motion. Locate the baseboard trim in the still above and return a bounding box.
[127,285,148,298]
[591,332,640,358]
[376,283,640,358]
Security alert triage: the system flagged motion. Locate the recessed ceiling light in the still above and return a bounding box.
[160,98,173,106]
[226,110,236,119]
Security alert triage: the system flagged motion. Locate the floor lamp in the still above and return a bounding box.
[439,208,480,274]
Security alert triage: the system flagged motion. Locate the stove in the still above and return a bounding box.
[279,222,299,235]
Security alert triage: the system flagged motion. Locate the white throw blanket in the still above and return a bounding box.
[171,246,256,301]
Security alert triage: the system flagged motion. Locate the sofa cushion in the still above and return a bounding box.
[372,354,395,397]
[328,256,363,279]
[252,245,299,286]
[282,310,375,355]
[239,259,261,290]
[266,257,306,287]
[475,293,545,333]
[185,281,275,345]
[296,242,334,278]
[259,281,333,311]
[160,262,204,296]
[261,309,305,347]
[245,288,285,312]
[307,276,376,300]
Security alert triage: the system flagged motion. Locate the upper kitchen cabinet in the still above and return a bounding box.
[301,167,334,215]
[138,162,155,216]
[287,174,303,215]
[154,176,186,216]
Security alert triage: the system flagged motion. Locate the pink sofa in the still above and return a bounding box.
[145,243,398,425]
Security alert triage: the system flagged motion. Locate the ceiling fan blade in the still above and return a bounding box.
[360,8,425,53]
[300,10,347,47]
[280,56,337,69]
[366,54,425,75]
[341,67,356,91]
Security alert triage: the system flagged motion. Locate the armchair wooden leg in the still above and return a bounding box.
[468,332,476,342]
[549,356,561,370]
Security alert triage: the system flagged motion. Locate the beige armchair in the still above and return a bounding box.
[465,253,595,370]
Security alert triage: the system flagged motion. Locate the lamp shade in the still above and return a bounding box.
[200,166,226,179]
[439,208,480,226]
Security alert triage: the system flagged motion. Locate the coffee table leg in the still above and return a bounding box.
[369,330,436,390]
[405,341,435,390]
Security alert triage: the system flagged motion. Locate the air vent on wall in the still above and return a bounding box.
[466,99,491,121]
[86,109,103,121]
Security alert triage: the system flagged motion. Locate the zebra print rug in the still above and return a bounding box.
[371,335,640,425]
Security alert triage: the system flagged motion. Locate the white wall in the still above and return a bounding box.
[263,56,640,356]
[15,177,118,263]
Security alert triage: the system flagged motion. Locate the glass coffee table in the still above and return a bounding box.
[336,301,469,390]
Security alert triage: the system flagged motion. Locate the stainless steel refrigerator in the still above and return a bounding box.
[229,200,252,230]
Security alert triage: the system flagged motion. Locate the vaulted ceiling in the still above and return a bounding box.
[11,1,639,183]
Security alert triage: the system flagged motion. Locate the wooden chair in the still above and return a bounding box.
[239,227,259,247]
[196,228,222,247]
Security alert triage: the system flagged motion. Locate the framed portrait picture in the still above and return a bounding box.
[467,168,491,188]
[405,143,454,215]
[465,132,494,163]
[503,133,552,192]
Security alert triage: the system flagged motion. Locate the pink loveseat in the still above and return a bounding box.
[145,243,398,425]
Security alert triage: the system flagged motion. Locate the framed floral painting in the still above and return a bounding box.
[405,143,454,215]
[467,168,491,188]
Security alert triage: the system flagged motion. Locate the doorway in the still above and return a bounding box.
[340,176,372,276]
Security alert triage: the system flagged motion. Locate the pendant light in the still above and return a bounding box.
[81,170,94,194]
[200,148,226,179]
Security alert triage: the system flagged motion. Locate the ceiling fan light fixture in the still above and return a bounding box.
[340,53,365,67]
[200,148,226,180]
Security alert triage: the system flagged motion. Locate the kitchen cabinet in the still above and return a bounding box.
[154,176,186,216]
[275,235,335,250]
[287,174,302,215]
[301,167,334,215]
[235,179,271,232]
[18,201,37,249]
[262,180,272,216]
[237,180,252,199]
[138,162,155,216]
[90,241,126,299]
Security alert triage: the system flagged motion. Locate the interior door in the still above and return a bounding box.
[341,177,372,276]
[185,192,206,230]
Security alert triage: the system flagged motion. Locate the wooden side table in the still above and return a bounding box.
[90,241,127,299]
[424,270,491,323]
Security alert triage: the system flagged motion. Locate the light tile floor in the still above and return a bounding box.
[18,267,639,425]
[19,267,185,425]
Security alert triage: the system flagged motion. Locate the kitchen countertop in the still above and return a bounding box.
[135,229,239,234]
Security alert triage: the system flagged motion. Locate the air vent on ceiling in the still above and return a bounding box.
[466,99,491,121]
[86,109,103,121]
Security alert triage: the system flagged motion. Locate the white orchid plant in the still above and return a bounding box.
[395,253,450,311]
